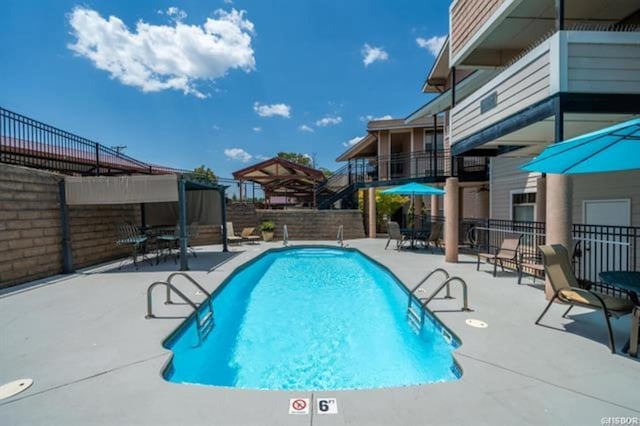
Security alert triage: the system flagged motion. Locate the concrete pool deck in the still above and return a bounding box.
[0,239,638,426]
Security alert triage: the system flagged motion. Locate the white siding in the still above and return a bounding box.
[568,42,640,94]
[571,170,640,226]
[451,48,551,144]
[490,157,540,220]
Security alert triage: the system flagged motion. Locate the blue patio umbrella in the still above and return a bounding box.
[381,182,446,196]
[382,182,445,247]
[521,118,640,174]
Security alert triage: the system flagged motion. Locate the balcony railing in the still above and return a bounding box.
[346,150,488,184]
[0,107,184,176]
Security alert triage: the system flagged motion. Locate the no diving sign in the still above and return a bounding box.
[289,398,309,415]
[289,397,338,415]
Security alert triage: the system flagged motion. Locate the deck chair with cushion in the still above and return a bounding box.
[535,244,634,353]
[476,232,522,276]
[385,221,407,250]
[241,227,261,243]
[225,222,243,245]
[424,222,443,252]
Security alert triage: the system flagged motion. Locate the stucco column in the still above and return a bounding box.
[445,178,459,263]
[545,173,572,297]
[431,194,440,219]
[368,187,377,238]
[536,176,546,223]
[477,187,490,219]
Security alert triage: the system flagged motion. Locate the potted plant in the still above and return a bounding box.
[259,220,275,242]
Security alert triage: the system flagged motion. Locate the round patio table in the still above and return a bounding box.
[599,271,640,354]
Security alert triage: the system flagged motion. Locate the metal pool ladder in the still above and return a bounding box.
[337,225,344,247]
[406,268,471,329]
[145,272,214,346]
[283,224,289,246]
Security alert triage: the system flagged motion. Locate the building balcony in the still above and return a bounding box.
[450,30,640,153]
[450,0,639,68]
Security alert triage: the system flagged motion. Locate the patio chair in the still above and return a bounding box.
[385,221,407,250]
[424,222,443,252]
[476,233,522,277]
[535,244,634,353]
[226,222,243,245]
[115,223,148,269]
[156,224,180,264]
[241,227,260,243]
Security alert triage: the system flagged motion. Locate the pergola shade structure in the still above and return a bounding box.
[62,174,228,271]
[232,157,326,207]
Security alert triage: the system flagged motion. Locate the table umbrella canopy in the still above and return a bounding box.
[381,182,446,195]
[521,118,640,174]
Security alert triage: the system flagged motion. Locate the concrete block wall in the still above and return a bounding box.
[0,164,63,287]
[0,164,142,288]
[69,204,140,269]
[256,209,365,240]
[226,202,260,233]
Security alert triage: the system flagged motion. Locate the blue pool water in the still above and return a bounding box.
[164,247,460,390]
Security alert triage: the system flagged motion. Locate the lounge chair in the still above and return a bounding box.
[535,244,634,353]
[241,227,260,243]
[476,233,522,276]
[385,221,407,250]
[225,222,243,245]
[424,222,443,252]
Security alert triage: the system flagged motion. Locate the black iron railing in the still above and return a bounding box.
[462,218,639,296]
[0,107,183,176]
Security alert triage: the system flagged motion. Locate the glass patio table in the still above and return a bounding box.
[599,271,640,354]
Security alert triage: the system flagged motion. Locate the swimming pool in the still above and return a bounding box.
[163,247,461,390]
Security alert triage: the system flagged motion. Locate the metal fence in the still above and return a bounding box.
[0,107,183,176]
[463,218,640,296]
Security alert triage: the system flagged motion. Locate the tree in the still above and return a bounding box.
[319,167,333,177]
[375,192,408,226]
[192,165,217,183]
[277,152,312,167]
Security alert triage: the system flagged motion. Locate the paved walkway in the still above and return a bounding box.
[0,239,638,425]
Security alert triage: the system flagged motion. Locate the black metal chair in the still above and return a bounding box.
[116,223,148,269]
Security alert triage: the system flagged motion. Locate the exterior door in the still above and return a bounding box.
[582,199,631,280]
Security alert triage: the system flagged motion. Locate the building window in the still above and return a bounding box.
[511,192,536,222]
[424,131,443,151]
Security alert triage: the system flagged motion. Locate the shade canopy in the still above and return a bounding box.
[381,182,445,196]
[521,118,640,174]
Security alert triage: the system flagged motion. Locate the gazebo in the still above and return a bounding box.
[232,157,326,208]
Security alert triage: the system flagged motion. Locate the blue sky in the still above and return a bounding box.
[1,0,448,178]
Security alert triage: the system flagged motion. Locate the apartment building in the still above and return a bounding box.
[407,0,640,271]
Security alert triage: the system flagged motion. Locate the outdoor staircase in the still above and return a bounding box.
[316,163,361,210]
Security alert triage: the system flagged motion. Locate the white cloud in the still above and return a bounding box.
[252,127,262,132]
[165,6,187,22]
[416,35,446,56]
[343,136,364,148]
[223,0,234,3]
[360,114,393,122]
[253,102,291,118]
[68,7,256,98]
[361,44,388,67]
[256,154,270,160]
[315,116,343,127]
[299,124,314,133]
[224,148,252,162]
